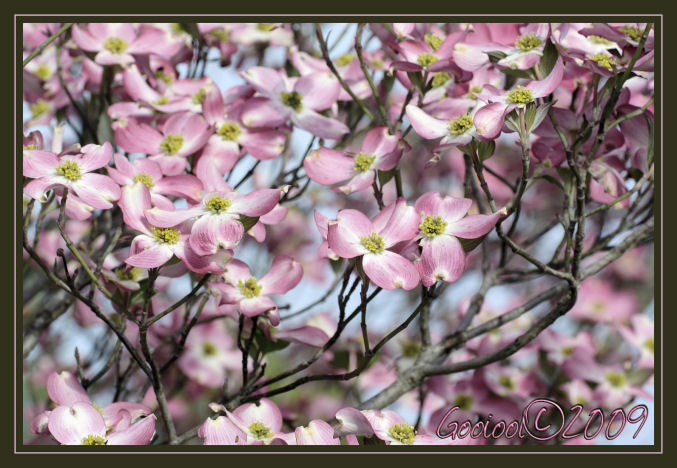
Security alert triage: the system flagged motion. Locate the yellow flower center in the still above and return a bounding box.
[590,53,615,70]
[218,121,242,141]
[256,23,275,32]
[389,423,416,444]
[506,85,534,104]
[425,33,443,51]
[499,375,515,389]
[644,338,654,353]
[515,34,542,51]
[431,72,451,88]
[453,394,474,410]
[30,99,50,118]
[133,173,155,188]
[193,88,207,105]
[24,144,36,150]
[205,195,232,214]
[34,64,52,80]
[417,53,439,68]
[153,96,169,105]
[336,53,355,66]
[104,37,128,54]
[202,342,217,356]
[152,227,180,245]
[155,69,174,84]
[467,85,482,100]
[209,28,230,42]
[281,91,303,111]
[588,35,614,45]
[619,25,643,42]
[249,421,273,439]
[360,232,385,254]
[606,371,627,388]
[55,160,82,181]
[353,152,376,172]
[115,267,142,281]
[419,215,448,238]
[160,134,184,155]
[238,277,262,298]
[81,435,108,445]
[449,114,474,135]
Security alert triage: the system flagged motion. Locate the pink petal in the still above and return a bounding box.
[335,407,374,436]
[417,235,466,287]
[527,56,564,98]
[106,415,156,445]
[363,250,419,290]
[46,371,89,406]
[114,119,163,154]
[473,102,511,140]
[122,65,160,103]
[71,25,101,52]
[199,416,247,445]
[76,173,121,205]
[240,129,286,160]
[232,398,283,433]
[303,148,355,185]
[119,184,152,233]
[240,97,289,128]
[78,142,113,172]
[406,105,449,139]
[240,66,285,98]
[189,214,244,255]
[291,109,349,140]
[259,255,303,295]
[378,198,420,247]
[295,420,340,445]
[23,150,58,178]
[336,170,374,194]
[326,209,373,258]
[145,206,202,228]
[48,402,107,445]
[154,174,204,202]
[274,325,329,348]
[125,243,173,268]
[230,189,281,217]
[240,296,277,318]
[103,402,151,429]
[361,126,400,157]
[293,72,340,111]
[447,210,504,239]
[222,259,253,285]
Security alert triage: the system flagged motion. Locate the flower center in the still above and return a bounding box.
[116,267,142,281]
[256,23,275,32]
[104,37,128,54]
[55,160,82,181]
[644,338,654,353]
[515,34,542,51]
[562,345,574,356]
[453,394,474,410]
[416,53,439,68]
[218,121,242,141]
[160,134,184,155]
[34,64,52,80]
[588,35,614,45]
[619,25,643,42]
[389,423,416,444]
[249,421,273,439]
[152,227,180,245]
[153,96,169,105]
[171,23,187,35]
[606,371,627,388]
[353,152,376,172]
[449,114,474,135]
[202,342,217,356]
[590,53,615,70]
[238,277,262,299]
[205,195,232,214]
[210,28,230,42]
[30,99,49,118]
[424,33,443,51]
[81,435,108,445]
[24,144,36,150]
[419,215,448,238]
[193,88,207,105]
[133,173,155,188]
[467,85,482,100]
[360,232,385,254]
[155,69,173,84]
[281,91,303,111]
[431,72,451,88]
[499,375,514,389]
[336,53,355,66]
[506,85,534,104]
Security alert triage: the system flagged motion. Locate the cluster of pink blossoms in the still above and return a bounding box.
[23,21,653,447]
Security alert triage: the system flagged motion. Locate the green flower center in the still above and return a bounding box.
[133,173,155,188]
[205,195,232,214]
[281,91,303,111]
[193,88,207,105]
[606,371,627,388]
[209,28,230,42]
[360,232,385,254]
[417,53,439,68]
[515,34,542,51]
[238,277,262,299]
[256,23,275,32]
[588,35,614,45]
[152,227,180,245]
[506,85,534,104]
[115,267,142,281]
[431,72,451,88]
[249,421,273,439]
[336,53,355,66]
[619,25,643,42]
[592,299,605,312]
[171,23,187,35]
[644,338,654,353]
[30,99,50,118]
[401,340,421,358]
[449,114,474,135]
[353,152,376,172]
[467,85,482,100]
[453,394,474,410]
[202,342,217,356]
[562,345,574,356]
[24,144,36,150]
[499,375,515,389]
[590,53,615,70]
[55,160,82,181]
[155,69,173,84]
[34,64,52,80]
[389,423,416,444]
[425,33,443,51]
[82,435,107,445]
[371,58,384,69]
[218,121,242,141]
[419,215,448,238]
[104,37,128,54]
[160,134,184,155]
[153,96,169,105]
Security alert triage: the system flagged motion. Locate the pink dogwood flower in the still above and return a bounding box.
[240,66,348,140]
[199,415,247,445]
[327,198,420,290]
[224,398,286,445]
[295,420,340,445]
[214,255,303,326]
[71,23,164,66]
[406,104,479,148]
[335,408,443,445]
[413,192,505,287]
[472,56,564,140]
[303,126,404,194]
[24,142,121,210]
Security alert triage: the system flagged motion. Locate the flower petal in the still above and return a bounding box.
[363,250,419,290]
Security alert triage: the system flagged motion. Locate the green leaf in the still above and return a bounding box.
[500,67,533,79]
[526,101,554,134]
[625,368,654,386]
[377,169,396,186]
[486,50,508,63]
[239,215,259,232]
[538,40,559,77]
[504,110,520,133]
[459,235,486,253]
[406,71,423,91]
[96,109,115,146]
[476,140,496,161]
[629,168,644,182]
[254,328,290,356]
